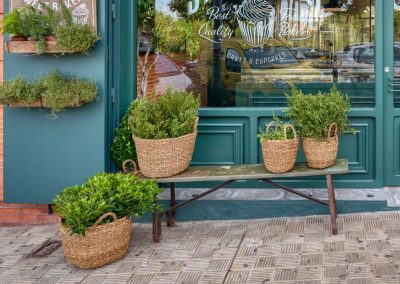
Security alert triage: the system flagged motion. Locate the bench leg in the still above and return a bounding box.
[326,174,338,235]
[152,212,162,242]
[167,183,176,227]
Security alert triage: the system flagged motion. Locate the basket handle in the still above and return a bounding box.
[93,212,118,227]
[194,117,199,133]
[283,124,297,140]
[327,123,338,139]
[122,159,139,174]
[266,121,279,133]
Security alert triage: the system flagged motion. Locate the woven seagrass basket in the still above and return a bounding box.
[302,123,338,169]
[261,122,299,174]
[60,212,131,269]
[133,118,198,178]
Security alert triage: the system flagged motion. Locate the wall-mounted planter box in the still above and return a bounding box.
[5,100,87,108]
[6,98,43,107]
[6,40,59,54]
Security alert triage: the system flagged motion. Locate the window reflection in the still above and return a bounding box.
[144,0,376,107]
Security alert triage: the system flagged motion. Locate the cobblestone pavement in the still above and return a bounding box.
[1,211,400,283]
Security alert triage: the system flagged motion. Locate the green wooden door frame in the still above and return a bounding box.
[382,0,400,185]
[112,1,391,188]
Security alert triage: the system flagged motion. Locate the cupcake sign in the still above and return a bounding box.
[10,0,97,29]
[235,0,275,46]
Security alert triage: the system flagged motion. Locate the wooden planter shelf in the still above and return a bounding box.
[6,99,86,108]
[6,40,59,54]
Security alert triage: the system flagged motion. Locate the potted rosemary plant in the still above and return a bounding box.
[286,86,353,169]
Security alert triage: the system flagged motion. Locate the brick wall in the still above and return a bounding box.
[0,3,59,226]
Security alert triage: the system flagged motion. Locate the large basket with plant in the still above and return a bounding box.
[258,117,298,173]
[54,173,161,269]
[59,212,131,269]
[129,89,200,178]
[286,86,353,169]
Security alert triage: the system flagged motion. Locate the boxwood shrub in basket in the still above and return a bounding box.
[128,89,200,178]
[286,86,353,168]
[53,172,162,268]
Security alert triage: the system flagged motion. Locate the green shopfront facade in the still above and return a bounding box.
[3,0,400,219]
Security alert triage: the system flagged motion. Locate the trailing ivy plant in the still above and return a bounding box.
[128,89,200,139]
[0,71,97,119]
[53,172,162,235]
[285,86,354,139]
[258,115,295,142]
[111,101,138,169]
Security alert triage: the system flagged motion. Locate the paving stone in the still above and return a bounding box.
[176,271,202,284]
[323,265,348,279]
[301,254,323,266]
[2,212,400,283]
[274,267,297,281]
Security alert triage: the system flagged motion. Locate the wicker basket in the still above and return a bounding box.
[133,118,198,178]
[302,123,338,169]
[60,212,131,269]
[261,122,299,173]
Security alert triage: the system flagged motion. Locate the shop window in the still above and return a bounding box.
[226,49,242,73]
[140,0,376,107]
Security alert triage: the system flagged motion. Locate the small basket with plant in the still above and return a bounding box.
[53,172,162,269]
[286,86,353,169]
[128,89,200,178]
[258,116,298,174]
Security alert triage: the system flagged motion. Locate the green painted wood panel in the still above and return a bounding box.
[3,1,109,204]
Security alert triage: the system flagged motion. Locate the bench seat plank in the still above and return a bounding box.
[155,159,349,183]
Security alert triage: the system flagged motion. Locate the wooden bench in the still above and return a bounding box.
[152,159,349,242]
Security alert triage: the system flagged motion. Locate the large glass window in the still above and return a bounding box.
[138,0,375,107]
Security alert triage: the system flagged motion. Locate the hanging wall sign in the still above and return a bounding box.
[10,0,97,28]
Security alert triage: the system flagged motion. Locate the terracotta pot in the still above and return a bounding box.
[46,35,56,41]
[10,36,27,41]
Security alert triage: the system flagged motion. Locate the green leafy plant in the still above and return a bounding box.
[258,115,295,142]
[54,24,101,54]
[128,89,200,139]
[2,9,24,37]
[0,71,97,118]
[111,101,138,169]
[286,86,353,139]
[39,71,97,118]
[0,76,41,105]
[4,1,100,54]
[16,4,58,53]
[53,172,162,235]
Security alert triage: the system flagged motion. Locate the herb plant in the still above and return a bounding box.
[286,86,353,139]
[111,101,138,169]
[54,24,101,54]
[0,71,97,118]
[53,172,162,235]
[0,76,41,105]
[2,9,24,37]
[258,115,295,142]
[128,89,200,139]
[4,0,100,54]
[39,71,97,118]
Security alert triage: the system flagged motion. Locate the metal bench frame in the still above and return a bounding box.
[152,160,348,242]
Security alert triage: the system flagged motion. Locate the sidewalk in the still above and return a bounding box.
[1,211,400,283]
